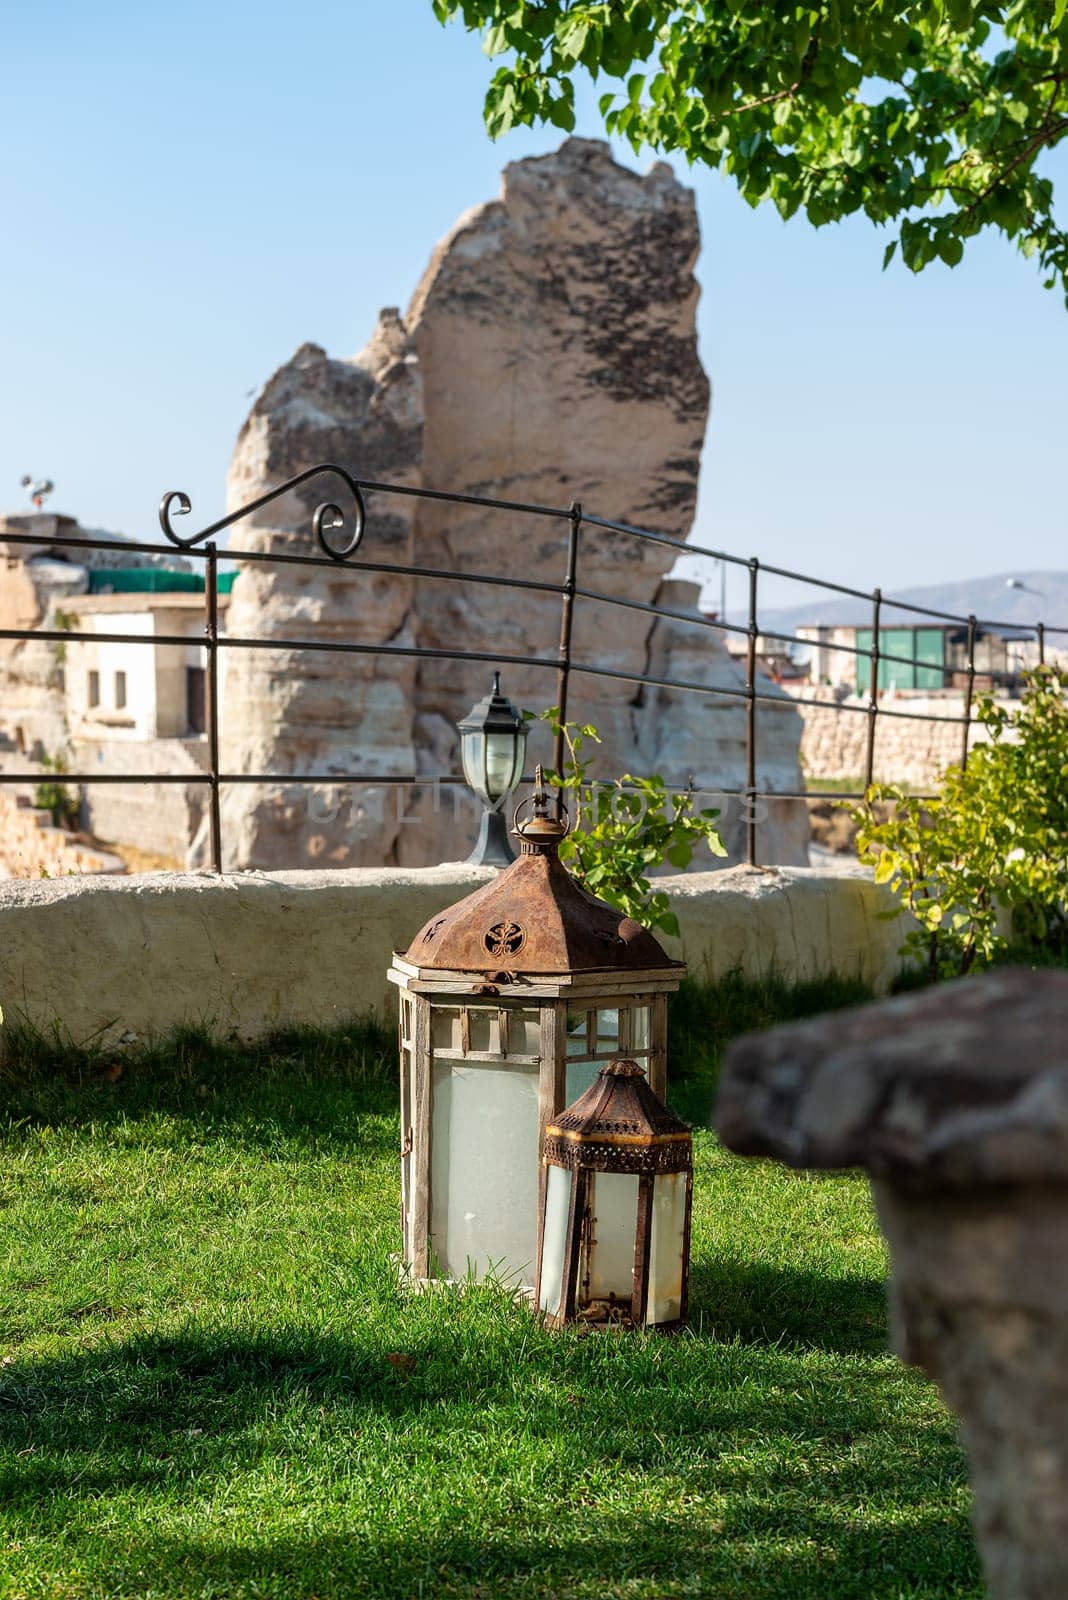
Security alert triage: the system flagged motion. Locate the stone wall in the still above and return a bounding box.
[0,863,912,1050]
[794,685,999,789]
[78,738,209,867]
[217,139,809,873]
[0,788,124,880]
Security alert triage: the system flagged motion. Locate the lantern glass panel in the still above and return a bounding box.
[460,728,487,800]
[431,1008,460,1051]
[632,1007,651,1052]
[597,1008,620,1051]
[565,1013,587,1057]
[400,1046,413,1246]
[648,1172,688,1325]
[430,1060,539,1283]
[580,1171,640,1309]
[468,1008,493,1053]
[538,1163,572,1318]
[566,1059,601,1101]
[484,728,525,802]
[516,1010,541,1054]
[565,1008,624,1058]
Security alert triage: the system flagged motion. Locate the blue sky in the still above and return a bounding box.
[2,0,1066,616]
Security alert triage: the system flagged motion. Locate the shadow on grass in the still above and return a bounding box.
[0,1323,978,1598]
[0,969,881,1141]
[7,1520,982,1600]
[0,1019,398,1149]
[689,1257,888,1356]
[0,1258,890,1485]
[666,969,876,1126]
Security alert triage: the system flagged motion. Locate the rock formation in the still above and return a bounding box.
[213,313,422,868]
[218,138,808,870]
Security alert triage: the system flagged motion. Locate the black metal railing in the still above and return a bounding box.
[0,464,1063,873]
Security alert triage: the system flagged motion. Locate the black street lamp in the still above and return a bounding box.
[457,671,528,867]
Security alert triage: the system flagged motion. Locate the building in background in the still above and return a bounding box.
[0,512,225,874]
[795,620,1036,694]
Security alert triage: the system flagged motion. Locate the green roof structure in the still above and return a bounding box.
[87,569,238,596]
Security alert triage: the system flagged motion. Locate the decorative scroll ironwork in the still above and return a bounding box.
[159,463,367,562]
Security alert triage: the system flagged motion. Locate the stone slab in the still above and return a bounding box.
[0,863,911,1050]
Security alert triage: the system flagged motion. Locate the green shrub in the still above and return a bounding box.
[854,667,1068,980]
[33,751,80,830]
[539,709,726,938]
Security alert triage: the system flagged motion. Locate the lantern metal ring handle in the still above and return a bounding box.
[513,791,571,838]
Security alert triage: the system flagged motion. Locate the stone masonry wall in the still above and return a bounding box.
[795,685,999,789]
[0,788,124,880]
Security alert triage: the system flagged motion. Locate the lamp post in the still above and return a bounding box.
[457,671,527,867]
[1006,581,1048,672]
[537,1058,693,1331]
[1006,578,1045,599]
[387,769,687,1292]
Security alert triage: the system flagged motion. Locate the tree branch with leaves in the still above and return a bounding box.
[432,1,1068,302]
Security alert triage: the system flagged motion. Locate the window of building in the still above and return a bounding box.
[114,670,127,710]
[186,666,206,736]
[88,670,100,708]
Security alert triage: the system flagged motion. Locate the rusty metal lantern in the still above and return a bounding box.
[387,768,686,1292]
[536,1059,692,1331]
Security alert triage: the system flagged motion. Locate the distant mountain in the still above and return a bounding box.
[756,571,1068,637]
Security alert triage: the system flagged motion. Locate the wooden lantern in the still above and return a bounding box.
[387,771,686,1291]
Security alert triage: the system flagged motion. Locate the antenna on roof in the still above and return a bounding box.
[20,475,54,510]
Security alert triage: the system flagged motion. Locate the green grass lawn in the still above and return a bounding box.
[0,987,981,1600]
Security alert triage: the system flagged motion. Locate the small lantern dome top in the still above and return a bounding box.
[405,768,681,976]
[544,1059,692,1173]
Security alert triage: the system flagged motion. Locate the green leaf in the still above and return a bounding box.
[452,1,1068,300]
[547,92,577,131]
[937,232,964,266]
[554,12,592,63]
[873,852,898,884]
[482,22,508,56]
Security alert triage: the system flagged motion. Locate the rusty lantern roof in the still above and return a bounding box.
[543,1059,692,1174]
[404,769,682,977]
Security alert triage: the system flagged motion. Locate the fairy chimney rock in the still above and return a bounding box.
[218,138,807,870]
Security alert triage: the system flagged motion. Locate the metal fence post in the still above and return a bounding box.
[205,541,223,872]
[552,501,581,806]
[745,557,759,867]
[961,613,978,772]
[865,589,882,791]
[1037,621,1046,668]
